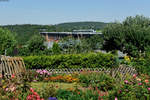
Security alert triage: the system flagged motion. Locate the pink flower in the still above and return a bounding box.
[136,78,141,81]
[10,87,16,92]
[40,72,43,75]
[5,88,9,91]
[133,74,136,78]
[36,95,40,99]
[148,88,150,91]
[115,97,118,100]
[27,95,32,100]
[0,74,2,78]
[138,83,142,85]
[36,69,41,73]
[33,80,37,82]
[47,73,51,76]
[124,80,128,84]
[43,70,47,73]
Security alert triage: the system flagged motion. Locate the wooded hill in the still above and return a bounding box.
[0,21,108,44]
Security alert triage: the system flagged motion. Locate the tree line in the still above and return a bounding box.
[0,22,107,45]
[1,15,150,57]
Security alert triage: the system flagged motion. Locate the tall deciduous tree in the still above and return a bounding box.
[0,28,16,55]
[28,35,46,55]
[103,15,150,57]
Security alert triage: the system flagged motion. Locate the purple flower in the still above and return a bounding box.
[48,97,57,100]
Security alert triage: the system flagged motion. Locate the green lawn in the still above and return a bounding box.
[31,82,78,90]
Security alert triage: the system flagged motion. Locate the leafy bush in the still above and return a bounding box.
[36,84,57,99]
[103,15,150,57]
[0,28,16,55]
[56,88,99,100]
[108,74,150,99]
[78,72,115,91]
[23,52,116,69]
[129,58,150,75]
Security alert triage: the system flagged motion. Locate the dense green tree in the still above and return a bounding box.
[0,28,16,55]
[103,15,150,57]
[86,34,103,50]
[27,35,46,55]
[52,42,61,54]
[59,36,99,54]
[0,22,107,45]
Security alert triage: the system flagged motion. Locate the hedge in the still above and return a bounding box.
[23,52,117,69]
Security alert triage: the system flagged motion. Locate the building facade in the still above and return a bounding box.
[40,29,102,48]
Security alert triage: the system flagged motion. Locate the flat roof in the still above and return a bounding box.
[40,32,102,35]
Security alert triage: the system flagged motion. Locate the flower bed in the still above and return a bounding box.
[0,69,150,100]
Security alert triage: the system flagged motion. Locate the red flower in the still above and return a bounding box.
[56,85,59,88]
[145,80,149,83]
[30,88,34,93]
[11,74,15,78]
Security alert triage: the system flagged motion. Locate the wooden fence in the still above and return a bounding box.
[0,55,26,78]
[34,64,137,80]
[0,55,137,80]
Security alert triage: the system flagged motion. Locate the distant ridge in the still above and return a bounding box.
[55,21,108,31]
[0,21,108,44]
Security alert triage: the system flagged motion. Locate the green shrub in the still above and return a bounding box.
[56,89,99,100]
[131,58,150,75]
[23,52,116,69]
[108,74,150,100]
[78,72,115,91]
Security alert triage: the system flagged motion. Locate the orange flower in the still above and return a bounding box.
[67,88,73,91]
[44,78,49,81]
[145,80,149,83]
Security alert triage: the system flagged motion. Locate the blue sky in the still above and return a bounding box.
[0,0,150,25]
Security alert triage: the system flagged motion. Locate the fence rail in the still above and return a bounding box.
[0,55,26,78]
[33,64,137,80]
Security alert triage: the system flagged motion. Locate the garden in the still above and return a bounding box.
[1,52,150,100]
[1,15,150,100]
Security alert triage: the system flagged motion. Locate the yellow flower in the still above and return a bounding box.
[2,85,6,89]
[124,56,130,62]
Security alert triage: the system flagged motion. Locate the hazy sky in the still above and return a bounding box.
[0,0,150,25]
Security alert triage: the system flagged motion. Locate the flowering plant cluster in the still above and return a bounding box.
[0,74,31,100]
[44,74,79,83]
[32,69,52,81]
[36,69,51,76]
[27,88,44,100]
[108,74,150,99]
